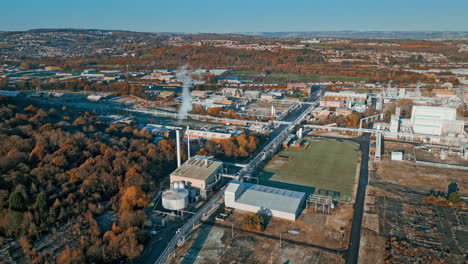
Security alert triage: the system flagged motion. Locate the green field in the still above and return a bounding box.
[257,140,359,201]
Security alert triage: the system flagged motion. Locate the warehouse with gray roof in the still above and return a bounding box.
[224,182,306,221]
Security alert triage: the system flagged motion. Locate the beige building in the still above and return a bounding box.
[320,99,345,108]
[170,156,223,197]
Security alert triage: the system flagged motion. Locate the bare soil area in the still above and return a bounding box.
[373,160,468,194]
[359,159,468,264]
[170,204,354,264]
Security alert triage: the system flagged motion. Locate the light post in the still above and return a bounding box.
[279,230,285,249]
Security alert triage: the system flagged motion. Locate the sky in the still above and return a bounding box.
[2,0,467,33]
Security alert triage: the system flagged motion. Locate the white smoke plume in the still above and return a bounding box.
[176,65,193,120]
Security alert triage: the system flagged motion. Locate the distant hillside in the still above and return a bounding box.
[245,31,468,40]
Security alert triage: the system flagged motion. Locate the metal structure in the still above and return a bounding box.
[276,103,301,121]
[367,93,463,105]
[161,188,189,211]
[375,131,382,162]
[237,103,315,179]
[131,107,270,126]
[176,129,181,167]
[306,194,334,214]
[359,113,383,132]
[303,124,468,147]
[154,184,228,264]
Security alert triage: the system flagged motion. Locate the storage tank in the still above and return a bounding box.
[162,189,189,210]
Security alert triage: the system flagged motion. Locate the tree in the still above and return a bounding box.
[8,191,26,211]
[35,192,48,212]
[241,213,265,232]
[448,192,461,204]
[119,186,148,213]
[57,247,85,264]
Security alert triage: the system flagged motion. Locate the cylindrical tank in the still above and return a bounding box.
[162,189,189,210]
[179,182,185,189]
[173,182,180,189]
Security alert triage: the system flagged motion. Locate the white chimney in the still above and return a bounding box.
[186,126,191,160]
[176,129,181,167]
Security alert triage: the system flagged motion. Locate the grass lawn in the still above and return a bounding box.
[257,140,359,201]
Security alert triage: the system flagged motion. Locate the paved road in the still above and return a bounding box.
[344,134,370,264]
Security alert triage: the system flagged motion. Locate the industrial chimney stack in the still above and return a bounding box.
[176,129,181,167]
[186,126,191,160]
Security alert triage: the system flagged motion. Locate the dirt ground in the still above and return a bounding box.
[170,207,349,264]
[359,158,468,264]
[382,141,415,154]
[243,101,291,116]
[415,148,468,167]
[264,155,290,170]
[171,224,343,264]
[169,203,354,264]
[373,160,468,194]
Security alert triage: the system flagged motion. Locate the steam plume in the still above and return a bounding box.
[176,65,193,120]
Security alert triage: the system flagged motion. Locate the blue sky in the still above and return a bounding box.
[2,0,467,32]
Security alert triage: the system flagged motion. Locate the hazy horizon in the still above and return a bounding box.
[2,0,467,33]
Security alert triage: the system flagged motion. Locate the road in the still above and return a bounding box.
[344,134,370,264]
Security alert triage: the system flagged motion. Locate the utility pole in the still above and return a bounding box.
[280,230,283,248]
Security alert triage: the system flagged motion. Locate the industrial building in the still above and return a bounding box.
[225,182,306,221]
[184,129,233,142]
[143,124,179,138]
[170,156,223,198]
[410,106,464,136]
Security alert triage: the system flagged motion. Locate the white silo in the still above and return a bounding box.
[162,189,189,210]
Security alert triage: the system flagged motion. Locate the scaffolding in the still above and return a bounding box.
[306,194,334,214]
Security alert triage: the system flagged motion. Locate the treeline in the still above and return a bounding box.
[0,97,178,263]
[197,133,262,160]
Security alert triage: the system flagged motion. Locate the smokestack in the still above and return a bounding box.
[186,126,191,160]
[176,129,181,167]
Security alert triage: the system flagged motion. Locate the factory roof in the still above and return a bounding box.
[324,91,367,99]
[143,124,180,133]
[171,156,223,180]
[186,129,232,140]
[226,182,305,215]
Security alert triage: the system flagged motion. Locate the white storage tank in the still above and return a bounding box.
[162,189,189,210]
